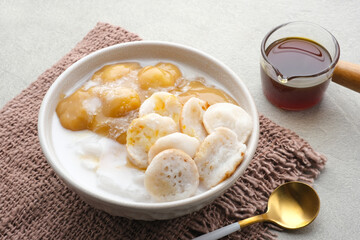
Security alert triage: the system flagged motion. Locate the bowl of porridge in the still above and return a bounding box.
[38,41,259,220]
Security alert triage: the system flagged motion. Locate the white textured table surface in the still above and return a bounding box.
[1,1,359,239]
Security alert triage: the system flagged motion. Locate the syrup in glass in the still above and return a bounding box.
[261,37,332,110]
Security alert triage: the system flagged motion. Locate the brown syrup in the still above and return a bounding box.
[261,37,332,110]
[57,62,237,145]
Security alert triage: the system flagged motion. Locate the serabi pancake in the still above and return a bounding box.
[194,127,246,189]
[203,102,252,143]
[180,97,208,142]
[126,113,177,169]
[144,149,199,202]
[139,92,182,126]
[148,132,200,163]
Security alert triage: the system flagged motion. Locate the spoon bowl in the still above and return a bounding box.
[194,181,320,240]
[265,181,320,229]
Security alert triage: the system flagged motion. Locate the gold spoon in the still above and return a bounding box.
[194,181,320,240]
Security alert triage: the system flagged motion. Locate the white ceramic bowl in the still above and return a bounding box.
[38,41,259,220]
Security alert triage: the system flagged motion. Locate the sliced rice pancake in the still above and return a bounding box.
[180,97,209,141]
[203,102,252,143]
[144,149,199,202]
[194,127,246,189]
[139,92,182,126]
[126,113,177,169]
[148,132,200,163]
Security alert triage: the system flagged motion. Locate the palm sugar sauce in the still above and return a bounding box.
[260,37,332,110]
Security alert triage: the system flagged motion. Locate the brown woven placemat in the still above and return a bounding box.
[0,22,326,239]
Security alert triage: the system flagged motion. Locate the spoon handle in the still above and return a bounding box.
[332,60,360,93]
[193,222,240,240]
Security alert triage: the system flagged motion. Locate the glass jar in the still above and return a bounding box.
[260,21,340,110]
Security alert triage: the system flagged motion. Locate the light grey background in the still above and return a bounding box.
[1,0,359,239]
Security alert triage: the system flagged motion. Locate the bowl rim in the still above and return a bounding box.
[38,40,259,210]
